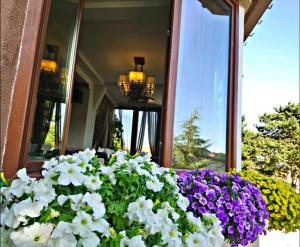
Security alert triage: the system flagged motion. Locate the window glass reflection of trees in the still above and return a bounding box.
[172,0,230,171]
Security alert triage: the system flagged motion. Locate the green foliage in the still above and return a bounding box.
[173,110,211,168]
[44,121,55,148]
[240,170,300,233]
[111,118,123,150]
[242,102,300,187]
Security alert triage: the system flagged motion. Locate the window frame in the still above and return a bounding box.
[3,0,239,178]
[114,106,162,158]
[3,0,85,177]
[162,0,239,171]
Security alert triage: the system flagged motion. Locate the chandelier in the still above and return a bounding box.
[117,57,155,102]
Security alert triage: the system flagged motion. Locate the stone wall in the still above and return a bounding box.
[0,0,28,166]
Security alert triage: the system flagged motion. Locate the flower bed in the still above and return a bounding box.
[239,170,300,233]
[0,150,224,247]
[178,170,269,247]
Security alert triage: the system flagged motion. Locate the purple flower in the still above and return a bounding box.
[199,197,207,205]
[207,202,215,210]
[225,202,232,210]
[228,226,235,234]
[206,189,216,200]
[178,170,269,246]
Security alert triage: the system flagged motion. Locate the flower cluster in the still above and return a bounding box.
[240,170,300,233]
[178,170,269,247]
[1,149,224,247]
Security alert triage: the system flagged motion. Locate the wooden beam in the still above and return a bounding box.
[244,0,272,40]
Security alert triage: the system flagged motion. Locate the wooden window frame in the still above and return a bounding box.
[3,0,238,178]
[162,0,239,171]
[3,0,85,178]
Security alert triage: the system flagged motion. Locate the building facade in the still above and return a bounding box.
[1,0,271,178]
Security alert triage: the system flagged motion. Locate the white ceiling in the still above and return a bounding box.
[77,0,171,105]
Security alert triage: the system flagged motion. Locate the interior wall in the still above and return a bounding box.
[67,87,89,150]
[0,0,29,166]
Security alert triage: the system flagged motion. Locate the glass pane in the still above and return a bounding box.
[137,111,150,153]
[172,0,231,171]
[28,0,80,160]
[114,109,134,152]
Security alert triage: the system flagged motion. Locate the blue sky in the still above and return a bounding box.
[242,0,299,130]
[173,0,230,154]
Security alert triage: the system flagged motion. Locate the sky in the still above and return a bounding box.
[173,0,230,154]
[242,0,299,130]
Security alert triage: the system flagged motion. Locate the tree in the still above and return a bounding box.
[173,110,211,167]
[242,103,300,187]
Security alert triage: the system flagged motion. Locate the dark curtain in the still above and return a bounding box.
[31,98,55,151]
[136,111,147,151]
[55,103,61,148]
[148,111,158,157]
[92,96,114,149]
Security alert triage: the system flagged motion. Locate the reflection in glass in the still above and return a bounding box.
[114,109,134,152]
[172,0,231,171]
[28,0,80,160]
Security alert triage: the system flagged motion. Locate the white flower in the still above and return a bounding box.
[164,173,177,187]
[91,218,110,237]
[17,168,35,183]
[161,227,182,247]
[42,158,58,170]
[33,179,56,206]
[162,202,180,221]
[0,227,14,247]
[58,154,74,162]
[42,167,59,185]
[13,198,44,223]
[98,148,115,160]
[133,154,151,163]
[206,222,224,247]
[120,235,146,247]
[78,148,96,163]
[48,221,77,247]
[145,208,172,235]
[78,231,100,247]
[186,212,205,232]
[176,193,189,211]
[84,175,102,191]
[114,153,128,168]
[10,222,54,247]
[82,192,105,219]
[126,196,154,223]
[185,232,207,247]
[57,162,86,186]
[1,186,13,202]
[136,166,151,177]
[9,179,28,197]
[1,205,19,228]
[151,166,165,176]
[100,166,116,185]
[57,195,69,206]
[146,176,164,192]
[69,194,84,211]
[202,213,221,225]
[72,211,93,237]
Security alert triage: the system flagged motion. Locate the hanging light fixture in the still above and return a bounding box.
[117,57,155,102]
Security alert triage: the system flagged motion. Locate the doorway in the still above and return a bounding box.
[67,0,171,162]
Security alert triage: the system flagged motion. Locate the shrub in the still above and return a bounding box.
[0,149,224,247]
[178,170,269,247]
[239,170,300,233]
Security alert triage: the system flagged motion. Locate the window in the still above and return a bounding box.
[4,0,238,177]
[27,0,82,163]
[171,0,231,171]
